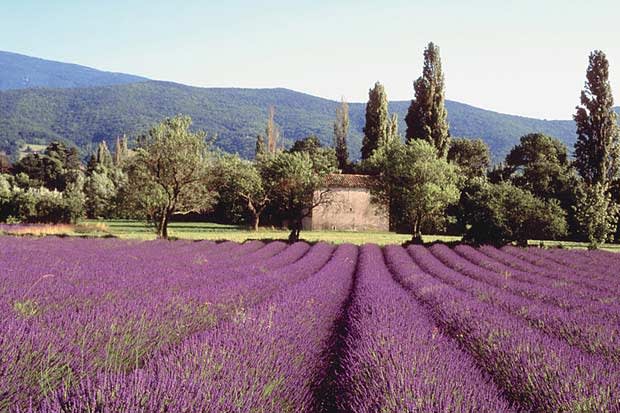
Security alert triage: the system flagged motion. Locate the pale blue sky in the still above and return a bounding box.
[2,0,619,119]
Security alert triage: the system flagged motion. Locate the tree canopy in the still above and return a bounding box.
[361,82,389,160]
[122,115,217,238]
[405,42,450,157]
[369,139,460,242]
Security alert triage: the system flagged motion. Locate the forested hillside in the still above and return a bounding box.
[0,51,147,91]
[0,80,593,161]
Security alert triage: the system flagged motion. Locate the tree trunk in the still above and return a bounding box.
[158,212,169,239]
[411,219,423,244]
[251,213,260,231]
[288,219,301,243]
[516,238,528,247]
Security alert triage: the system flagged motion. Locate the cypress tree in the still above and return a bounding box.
[387,113,399,145]
[361,81,388,160]
[113,135,129,166]
[333,98,350,171]
[266,106,279,154]
[574,50,620,189]
[95,141,113,168]
[573,50,620,247]
[405,42,450,157]
[255,134,266,159]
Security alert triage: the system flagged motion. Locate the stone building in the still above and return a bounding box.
[302,174,389,231]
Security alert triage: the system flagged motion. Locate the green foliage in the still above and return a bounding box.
[573,183,618,248]
[0,153,11,173]
[13,141,81,191]
[95,141,114,169]
[121,115,217,238]
[361,82,389,160]
[213,154,268,230]
[502,133,579,232]
[260,151,335,242]
[255,134,266,159]
[574,50,620,188]
[0,80,604,162]
[84,165,126,219]
[287,135,338,172]
[447,138,490,181]
[0,171,83,224]
[368,139,460,241]
[405,42,450,157]
[460,181,568,246]
[333,99,350,171]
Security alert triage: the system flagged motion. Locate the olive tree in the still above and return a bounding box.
[369,139,460,243]
[213,154,269,231]
[261,151,335,242]
[124,115,217,238]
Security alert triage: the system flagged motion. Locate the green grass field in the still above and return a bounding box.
[101,220,424,245]
[3,219,620,250]
[92,220,620,250]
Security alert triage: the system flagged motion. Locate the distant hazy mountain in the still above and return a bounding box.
[1,51,617,162]
[0,51,148,90]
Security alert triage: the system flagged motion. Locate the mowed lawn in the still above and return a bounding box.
[3,219,620,250]
[91,220,620,250]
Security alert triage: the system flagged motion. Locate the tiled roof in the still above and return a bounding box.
[323,174,376,188]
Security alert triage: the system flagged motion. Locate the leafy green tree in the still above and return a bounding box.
[0,174,18,221]
[574,183,618,248]
[573,50,619,245]
[361,82,388,160]
[368,139,460,242]
[255,134,266,159]
[84,165,125,218]
[290,136,322,154]
[459,180,568,246]
[113,135,130,166]
[122,115,217,239]
[505,134,574,197]
[261,151,335,242]
[288,135,338,171]
[214,154,269,231]
[14,154,64,190]
[95,141,114,169]
[574,50,620,189]
[0,153,11,174]
[44,141,82,171]
[14,141,82,191]
[333,98,350,171]
[502,133,579,232]
[447,138,490,180]
[266,106,280,154]
[387,113,400,144]
[405,42,450,157]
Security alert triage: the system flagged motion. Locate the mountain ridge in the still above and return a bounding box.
[1,51,618,162]
[0,50,148,90]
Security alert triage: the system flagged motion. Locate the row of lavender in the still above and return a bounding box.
[1,238,334,410]
[2,237,620,412]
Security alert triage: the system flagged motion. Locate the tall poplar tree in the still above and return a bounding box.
[114,135,129,166]
[387,113,399,144]
[333,98,350,171]
[405,42,450,158]
[95,141,113,168]
[574,50,620,189]
[361,82,388,160]
[266,106,279,154]
[255,134,266,159]
[573,50,620,246]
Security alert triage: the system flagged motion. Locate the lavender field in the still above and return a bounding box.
[1,237,620,412]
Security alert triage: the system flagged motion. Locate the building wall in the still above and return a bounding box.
[303,187,389,231]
